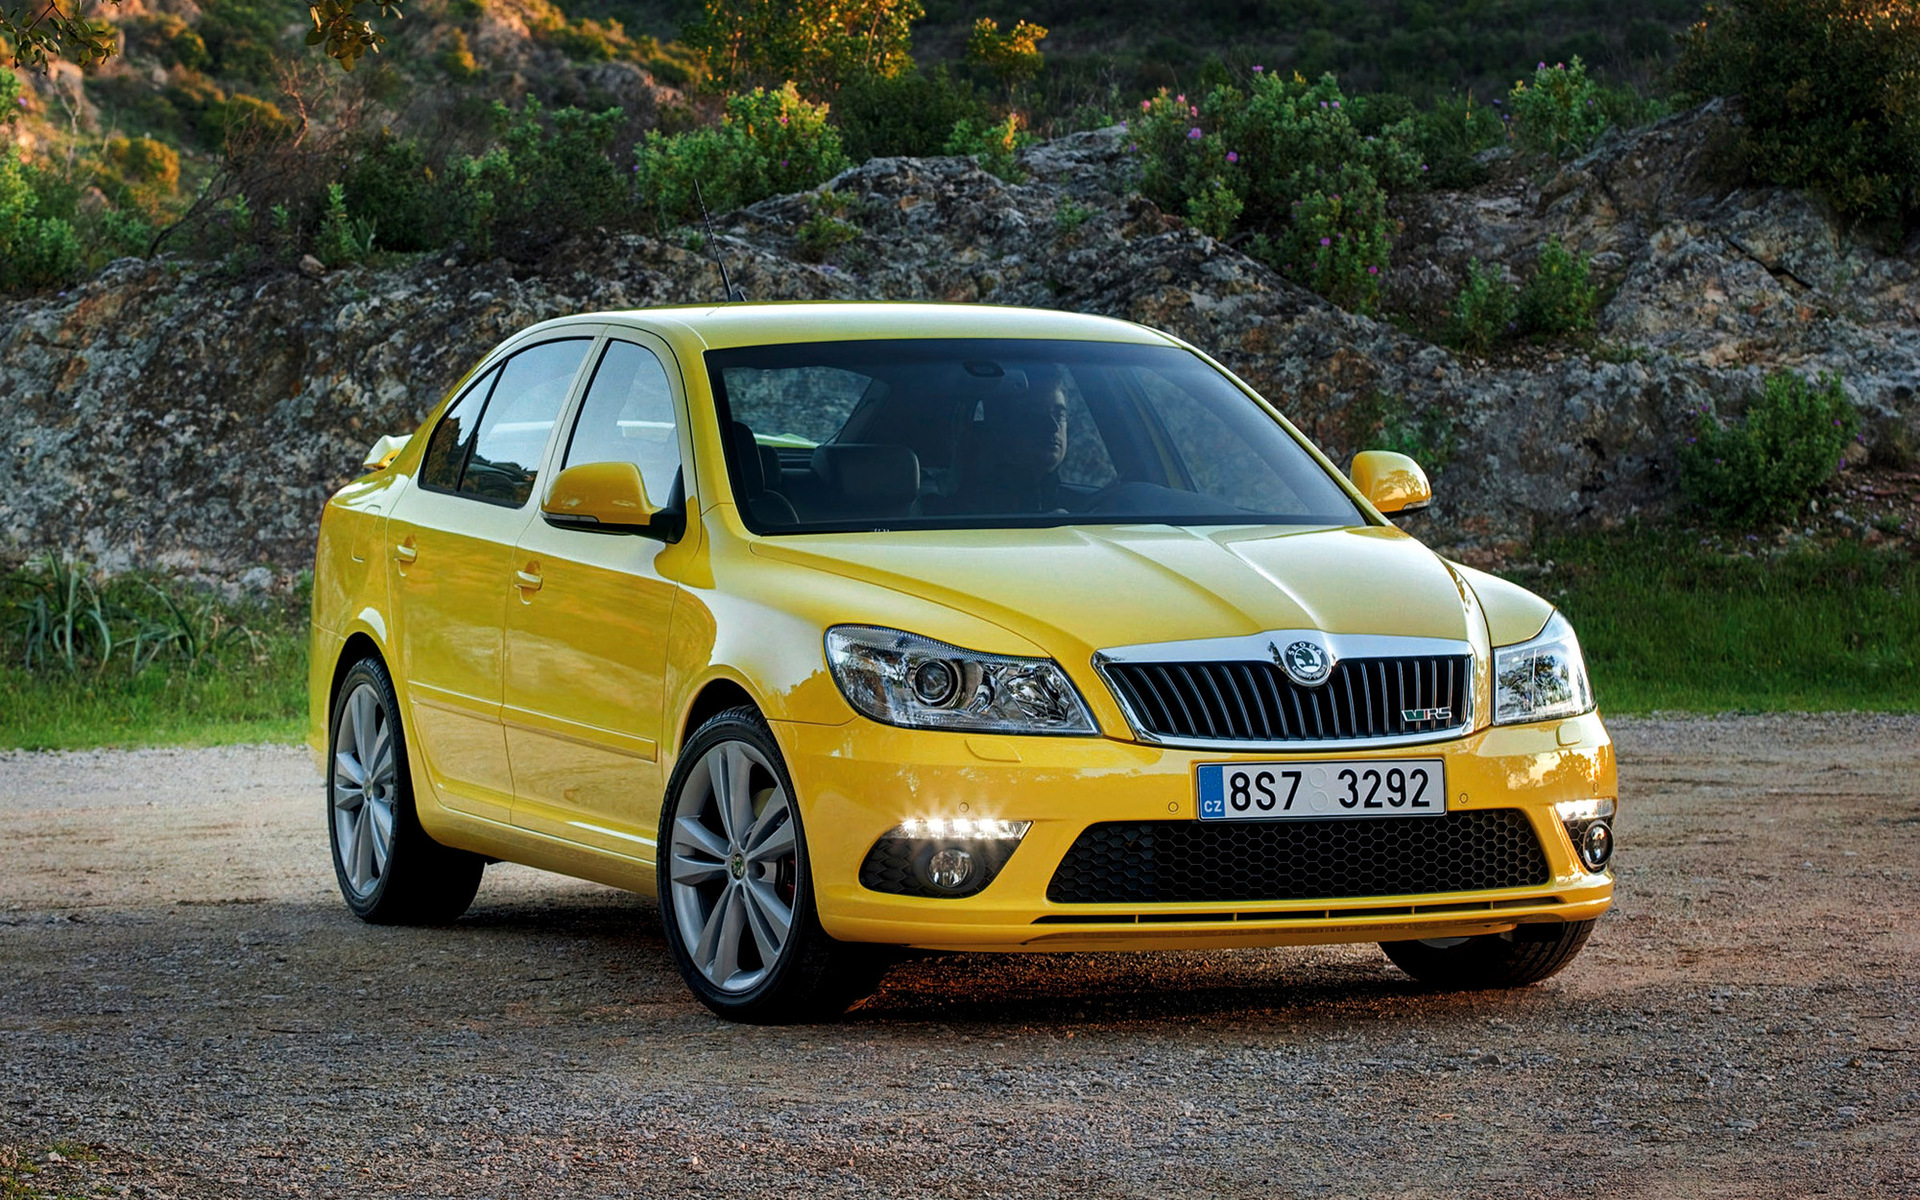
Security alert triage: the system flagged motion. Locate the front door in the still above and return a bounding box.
[504,334,688,862]
[389,336,595,823]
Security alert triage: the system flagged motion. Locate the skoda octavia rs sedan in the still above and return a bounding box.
[309,302,1616,1022]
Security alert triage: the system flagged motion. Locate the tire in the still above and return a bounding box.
[657,706,886,1023]
[1380,920,1596,989]
[327,655,484,924]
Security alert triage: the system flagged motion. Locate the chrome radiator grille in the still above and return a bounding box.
[1101,654,1471,744]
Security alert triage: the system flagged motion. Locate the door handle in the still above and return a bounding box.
[394,540,418,563]
[514,568,544,592]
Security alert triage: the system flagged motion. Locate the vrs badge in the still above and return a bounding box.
[1402,707,1453,723]
[1271,638,1333,687]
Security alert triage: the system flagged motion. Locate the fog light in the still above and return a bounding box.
[924,847,975,891]
[1581,820,1614,870]
[1555,798,1617,872]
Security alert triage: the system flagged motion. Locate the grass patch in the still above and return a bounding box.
[1514,528,1920,714]
[0,561,307,751]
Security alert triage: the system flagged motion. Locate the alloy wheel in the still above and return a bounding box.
[666,740,800,993]
[331,682,398,899]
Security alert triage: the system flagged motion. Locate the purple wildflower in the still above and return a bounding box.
[1332,100,1341,108]
[1226,151,1239,163]
[1188,127,1203,140]
[1319,237,1331,246]
[1538,61,1546,69]
[1252,65,1264,73]
[1367,265,1379,275]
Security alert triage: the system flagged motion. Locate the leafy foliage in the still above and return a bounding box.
[455,98,632,253]
[1516,236,1599,336]
[1443,259,1516,355]
[1133,69,1420,312]
[795,188,860,260]
[686,0,924,94]
[635,83,850,227]
[833,67,993,161]
[942,112,1030,180]
[1674,0,1920,227]
[0,149,84,291]
[1681,371,1860,524]
[967,17,1047,92]
[316,181,376,265]
[1507,56,1609,158]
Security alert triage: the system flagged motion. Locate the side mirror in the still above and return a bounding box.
[1349,450,1433,515]
[361,433,409,472]
[542,461,673,538]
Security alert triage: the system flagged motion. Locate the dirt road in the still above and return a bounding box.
[3,715,1917,1199]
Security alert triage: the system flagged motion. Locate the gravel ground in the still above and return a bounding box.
[3,714,1917,1199]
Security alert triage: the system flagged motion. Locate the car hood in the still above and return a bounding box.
[749,523,1489,664]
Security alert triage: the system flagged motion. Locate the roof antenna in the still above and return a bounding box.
[694,179,746,303]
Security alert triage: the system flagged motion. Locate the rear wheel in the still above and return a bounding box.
[658,706,885,1022]
[328,655,484,924]
[1380,920,1596,989]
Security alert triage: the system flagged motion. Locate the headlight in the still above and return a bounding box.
[825,625,1098,735]
[1493,611,1595,726]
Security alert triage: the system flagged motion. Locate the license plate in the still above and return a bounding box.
[1196,759,1447,821]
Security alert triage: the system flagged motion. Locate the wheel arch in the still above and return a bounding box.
[675,675,760,761]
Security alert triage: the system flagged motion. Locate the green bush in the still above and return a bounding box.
[0,150,84,292]
[315,182,376,266]
[1507,57,1609,158]
[454,99,631,252]
[1681,371,1859,524]
[834,67,992,162]
[1443,259,1515,355]
[1674,0,1920,227]
[684,0,922,95]
[634,83,849,228]
[340,133,438,252]
[1133,70,1421,312]
[1516,236,1598,336]
[795,188,859,260]
[943,112,1029,181]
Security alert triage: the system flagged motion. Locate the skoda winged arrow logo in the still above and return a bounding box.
[1271,638,1333,687]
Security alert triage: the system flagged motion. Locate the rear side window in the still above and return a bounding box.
[459,339,592,506]
[562,340,683,505]
[419,365,498,492]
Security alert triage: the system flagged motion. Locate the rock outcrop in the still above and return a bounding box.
[1,102,1914,576]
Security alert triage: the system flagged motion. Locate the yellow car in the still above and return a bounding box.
[309,302,1616,1022]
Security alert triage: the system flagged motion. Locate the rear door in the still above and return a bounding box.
[503,332,689,861]
[387,335,596,823]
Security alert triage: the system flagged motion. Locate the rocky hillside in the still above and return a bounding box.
[0,100,1914,578]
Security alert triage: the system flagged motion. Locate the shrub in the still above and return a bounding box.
[455,99,631,253]
[0,150,84,291]
[315,182,376,265]
[1132,70,1421,312]
[439,28,480,80]
[795,189,859,260]
[0,68,19,123]
[1681,371,1859,524]
[340,132,438,252]
[834,67,992,162]
[966,17,1047,93]
[1516,236,1598,336]
[1508,57,1608,158]
[1185,176,1241,239]
[1444,259,1516,355]
[685,0,922,95]
[943,112,1029,181]
[634,84,849,228]
[1674,0,1920,227]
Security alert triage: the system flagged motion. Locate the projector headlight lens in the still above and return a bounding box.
[826,626,1097,735]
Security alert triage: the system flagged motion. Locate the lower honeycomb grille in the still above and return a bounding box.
[1046,810,1549,905]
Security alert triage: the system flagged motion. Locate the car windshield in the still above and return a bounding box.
[707,338,1366,534]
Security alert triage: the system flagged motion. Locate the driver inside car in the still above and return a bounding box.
[934,367,1073,515]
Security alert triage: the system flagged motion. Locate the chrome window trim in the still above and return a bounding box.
[1092,629,1478,752]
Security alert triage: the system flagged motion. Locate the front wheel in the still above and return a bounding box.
[657,706,885,1022]
[1380,920,1596,989]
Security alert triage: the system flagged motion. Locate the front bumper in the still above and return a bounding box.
[774,712,1616,952]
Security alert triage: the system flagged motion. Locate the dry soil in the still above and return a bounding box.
[3,714,1917,1199]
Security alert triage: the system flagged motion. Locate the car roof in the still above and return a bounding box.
[521,302,1180,352]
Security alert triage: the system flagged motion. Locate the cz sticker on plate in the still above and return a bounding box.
[1196,759,1447,821]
